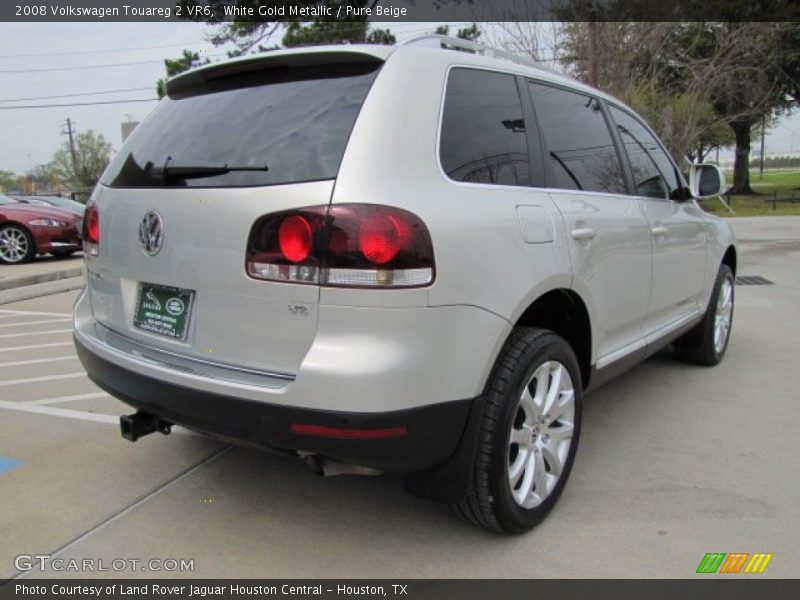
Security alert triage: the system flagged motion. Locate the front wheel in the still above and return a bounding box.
[452,327,582,533]
[674,264,734,366]
[0,225,35,264]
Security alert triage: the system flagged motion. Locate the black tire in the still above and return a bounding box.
[0,224,35,265]
[51,249,76,258]
[674,264,734,366]
[452,327,583,533]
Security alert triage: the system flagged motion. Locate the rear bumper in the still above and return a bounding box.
[75,334,473,473]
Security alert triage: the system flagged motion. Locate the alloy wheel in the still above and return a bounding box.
[507,360,576,509]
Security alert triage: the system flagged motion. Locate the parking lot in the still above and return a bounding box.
[0,216,798,579]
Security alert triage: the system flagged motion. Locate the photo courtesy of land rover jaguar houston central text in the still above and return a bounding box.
[73,35,736,533]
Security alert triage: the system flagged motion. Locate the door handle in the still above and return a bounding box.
[571,227,596,241]
[651,226,668,236]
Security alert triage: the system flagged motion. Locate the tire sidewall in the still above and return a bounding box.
[706,266,735,362]
[489,335,583,532]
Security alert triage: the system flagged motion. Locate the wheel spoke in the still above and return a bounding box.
[542,363,563,417]
[533,449,548,497]
[519,387,538,424]
[510,426,531,448]
[514,450,537,504]
[547,422,574,445]
[533,362,550,409]
[508,448,528,487]
[547,389,575,425]
[541,443,563,477]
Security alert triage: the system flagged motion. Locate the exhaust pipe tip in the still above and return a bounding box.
[303,454,382,477]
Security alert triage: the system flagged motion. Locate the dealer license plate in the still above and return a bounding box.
[133,283,195,340]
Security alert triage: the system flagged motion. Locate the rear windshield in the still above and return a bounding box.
[102,62,381,188]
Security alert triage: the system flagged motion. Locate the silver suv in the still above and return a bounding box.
[74,36,735,533]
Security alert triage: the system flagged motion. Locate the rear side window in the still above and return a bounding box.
[440,68,531,187]
[528,82,626,194]
[608,105,682,199]
[102,62,381,188]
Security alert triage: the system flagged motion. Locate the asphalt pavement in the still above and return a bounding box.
[0,217,798,579]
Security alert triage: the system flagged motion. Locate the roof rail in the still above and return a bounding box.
[400,34,571,80]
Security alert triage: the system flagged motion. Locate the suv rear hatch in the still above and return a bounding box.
[86,50,384,377]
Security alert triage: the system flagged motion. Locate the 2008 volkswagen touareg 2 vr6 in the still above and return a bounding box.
[74,35,736,533]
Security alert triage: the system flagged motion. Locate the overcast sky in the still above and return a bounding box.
[1,21,799,176]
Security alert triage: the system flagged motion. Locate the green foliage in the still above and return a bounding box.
[49,130,112,188]
[282,20,394,47]
[433,23,481,41]
[160,2,394,93]
[0,170,18,192]
[177,1,388,54]
[156,50,211,98]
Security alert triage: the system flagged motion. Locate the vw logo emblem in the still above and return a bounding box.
[139,211,164,256]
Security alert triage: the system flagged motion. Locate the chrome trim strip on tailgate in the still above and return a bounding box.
[80,322,295,389]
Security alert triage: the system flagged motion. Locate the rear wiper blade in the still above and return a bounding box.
[148,157,269,181]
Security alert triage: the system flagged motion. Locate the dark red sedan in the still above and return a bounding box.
[0,193,82,264]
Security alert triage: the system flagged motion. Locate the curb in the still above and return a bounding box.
[0,276,85,305]
[0,267,85,291]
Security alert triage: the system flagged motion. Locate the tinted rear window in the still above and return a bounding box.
[440,68,532,187]
[528,82,626,195]
[102,62,381,188]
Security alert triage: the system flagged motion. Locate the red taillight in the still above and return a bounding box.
[83,203,99,255]
[278,215,312,263]
[359,213,409,264]
[289,423,408,440]
[246,204,434,288]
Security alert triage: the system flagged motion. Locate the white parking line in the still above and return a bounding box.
[0,355,77,368]
[0,372,85,387]
[0,309,72,317]
[0,318,72,329]
[0,399,120,424]
[0,399,192,435]
[0,341,74,353]
[0,329,73,339]
[26,392,109,405]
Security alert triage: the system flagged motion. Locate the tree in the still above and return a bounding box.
[49,130,111,188]
[176,1,385,54]
[433,23,481,42]
[554,22,799,193]
[282,20,394,47]
[0,170,18,192]
[159,1,393,92]
[156,49,211,98]
[630,23,797,194]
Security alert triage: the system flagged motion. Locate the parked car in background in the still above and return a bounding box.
[12,194,85,217]
[0,193,82,263]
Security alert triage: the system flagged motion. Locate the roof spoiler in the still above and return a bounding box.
[166,48,387,98]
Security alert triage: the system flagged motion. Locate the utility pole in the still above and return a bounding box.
[759,116,766,180]
[63,118,78,179]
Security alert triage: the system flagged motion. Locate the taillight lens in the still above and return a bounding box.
[246,204,434,288]
[278,215,313,263]
[83,203,99,256]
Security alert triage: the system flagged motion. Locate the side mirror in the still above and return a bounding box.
[689,164,726,199]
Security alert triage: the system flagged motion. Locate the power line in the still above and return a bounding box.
[0,87,153,103]
[0,98,159,110]
[0,53,226,74]
[0,42,213,59]
[0,59,163,74]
